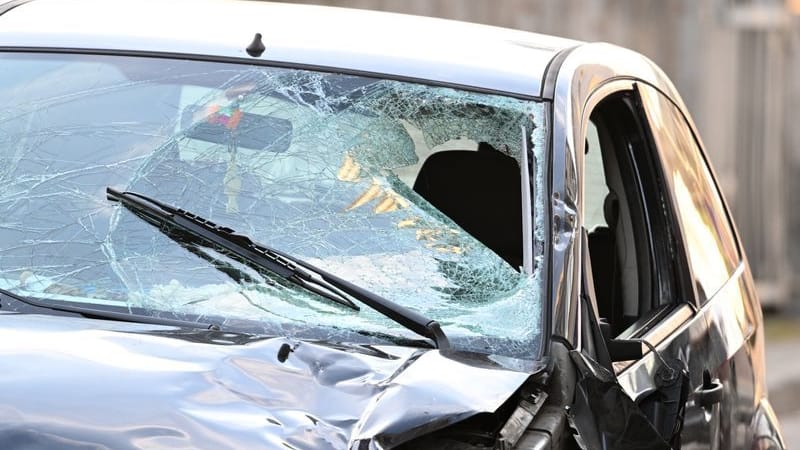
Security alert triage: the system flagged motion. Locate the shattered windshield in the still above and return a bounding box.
[0,53,547,359]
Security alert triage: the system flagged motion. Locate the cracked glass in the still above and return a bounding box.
[0,53,547,359]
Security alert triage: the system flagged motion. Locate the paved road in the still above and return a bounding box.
[766,332,800,446]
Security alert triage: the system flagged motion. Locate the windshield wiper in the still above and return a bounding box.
[106,187,450,350]
[108,188,357,312]
[0,286,221,330]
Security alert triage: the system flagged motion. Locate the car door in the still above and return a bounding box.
[635,84,758,449]
[577,82,753,448]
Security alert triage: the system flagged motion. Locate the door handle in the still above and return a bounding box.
[696,372,723,408]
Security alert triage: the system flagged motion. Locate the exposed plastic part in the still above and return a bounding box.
[567,350,669,450]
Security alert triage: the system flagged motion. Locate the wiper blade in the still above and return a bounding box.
[106,187,450,349]
[107,188,357,311]
[0,286,221,330]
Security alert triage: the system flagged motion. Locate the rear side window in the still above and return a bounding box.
[640,87,740,301]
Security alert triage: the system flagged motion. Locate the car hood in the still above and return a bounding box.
[0,313,534,449]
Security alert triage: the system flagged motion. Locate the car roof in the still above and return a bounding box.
[0,0,579,98]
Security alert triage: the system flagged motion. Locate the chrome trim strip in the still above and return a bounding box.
[521,125,534,274]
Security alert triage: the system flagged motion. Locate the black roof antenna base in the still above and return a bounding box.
[246,33,266,57]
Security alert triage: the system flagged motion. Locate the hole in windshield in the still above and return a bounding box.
[0,53,547,359]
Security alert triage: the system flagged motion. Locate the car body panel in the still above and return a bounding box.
[751,398,787,449]
[0,312,533,449]
[637,80,773,448]
[614,264,758,448]
[0,0,578,98]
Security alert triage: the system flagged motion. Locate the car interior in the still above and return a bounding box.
[405,91,684,348]
[405,91,667,336]
[585,98,653,338]
[401,100,689,444]
[577,92,697,446]
[584,92,686,342]
[412,141,524,269]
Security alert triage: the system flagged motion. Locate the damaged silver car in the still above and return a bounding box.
[0,0,785,448]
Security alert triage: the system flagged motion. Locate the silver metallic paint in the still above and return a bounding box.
[0,312,534,449]
[0,0,579,98]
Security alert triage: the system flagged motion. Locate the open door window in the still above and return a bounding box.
[568,85,697,448]
[583,89,693,341]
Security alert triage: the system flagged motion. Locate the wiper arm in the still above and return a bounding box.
[107,187,450,349]
[107,188,357,311]
[0,286,221,330]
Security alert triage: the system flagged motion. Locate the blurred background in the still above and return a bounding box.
[275,0,800,438]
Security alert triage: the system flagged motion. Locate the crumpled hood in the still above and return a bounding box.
[0,313,532,449]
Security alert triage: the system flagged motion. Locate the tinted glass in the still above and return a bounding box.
[641,87,739,301]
